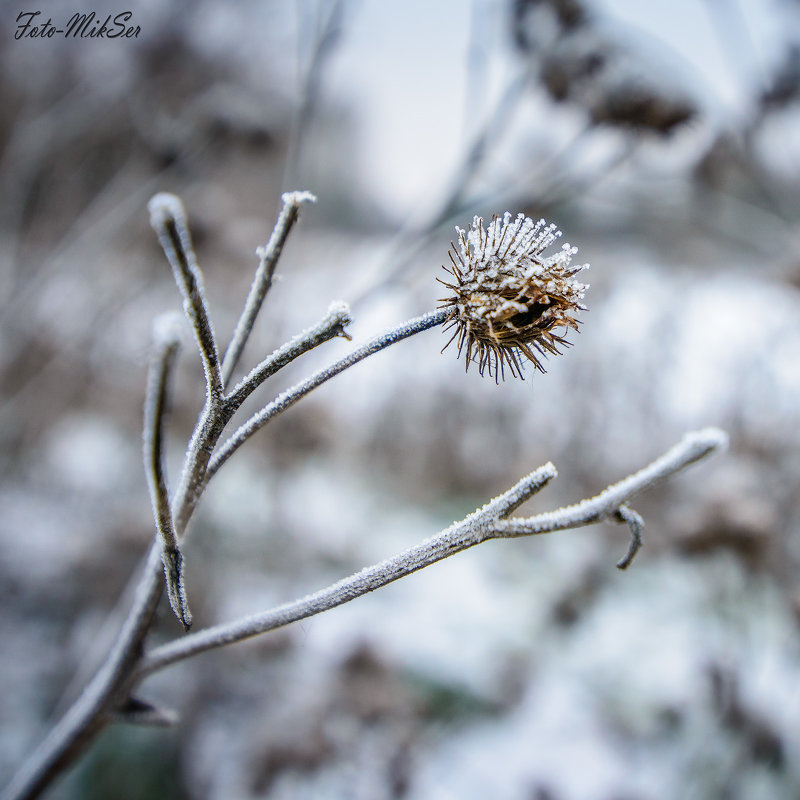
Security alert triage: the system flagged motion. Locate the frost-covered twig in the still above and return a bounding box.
[135,464,557,676]
[148,194,223,401]
[136,429,726,677]
[225,300,352,412]
[489,429,726,541]
[1,200,447,800]
[174,302,355,528]
[207,309,449,480]
[143,316,191,630]
[221,190,318,387]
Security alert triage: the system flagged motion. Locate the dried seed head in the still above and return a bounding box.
[439,212,589,380]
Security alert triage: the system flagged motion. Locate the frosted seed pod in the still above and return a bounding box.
[438,213,589,380]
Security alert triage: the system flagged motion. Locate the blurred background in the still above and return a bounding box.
[2,0,800,798]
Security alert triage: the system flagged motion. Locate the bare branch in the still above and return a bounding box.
[4,167,730,800]
[3,204,437,800]
[221,190,318,388]
[135,464,556,677]
[143,316,192,630]
[472,462,557,522]
[135,431,725,678]
[148,193,223,401]
[283,2,345,189]
[224,300,352,411]
[490,428,728,538]
[207,308,449,481]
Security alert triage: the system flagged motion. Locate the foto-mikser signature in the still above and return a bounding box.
[15,11,141,39]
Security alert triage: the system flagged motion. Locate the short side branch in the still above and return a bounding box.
[221,190,318,387]
[136,431,725,678]
[143,317,191,630]
[148,194,223,400]
[207,308,449,481]
[224,301,352,412]
[490,428,728,541]
[136,463,556,678]
[469,462,557,522]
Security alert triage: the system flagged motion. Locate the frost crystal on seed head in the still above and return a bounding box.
[438,212,589,380]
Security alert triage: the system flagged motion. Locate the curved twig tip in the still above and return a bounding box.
[614,504,644,570]
[147,193,185,226]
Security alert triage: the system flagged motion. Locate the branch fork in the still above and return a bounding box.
[135,428,727,678]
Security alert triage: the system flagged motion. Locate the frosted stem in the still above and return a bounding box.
[221,190,317,388]
[490,429,727,537]
[136,430,725,678]
[0,203,444,800]
[225,300,351,412]
[143,319,192,630]
[614,505,644,570]
[207,309,449,480]
[148,193,223,401]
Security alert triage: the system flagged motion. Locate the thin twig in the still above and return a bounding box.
[1,208,445,800]
[221,190,318,388]
[171,401,231,538]
[490,428,727,539]
[207,309,449,481]
[3,197,229,800]
[438,67,533,220]
[173,302,354,532]
[225,300,352,412]
[348,67,534,309]
[136,429,726,678]
[135,464,557,677]
[143,315,191,630]
[475,462,558,522]
[148,193,223,401]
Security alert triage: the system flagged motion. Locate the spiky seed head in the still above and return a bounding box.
[438,212,589,380]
